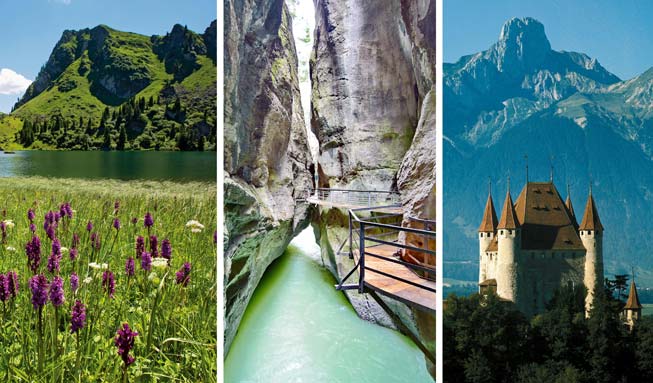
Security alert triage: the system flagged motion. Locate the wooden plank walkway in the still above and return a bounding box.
[306,196,403,214]
[354,244,436,313]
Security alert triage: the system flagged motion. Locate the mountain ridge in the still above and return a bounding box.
[444,17,653,286]
[1,21,216,151]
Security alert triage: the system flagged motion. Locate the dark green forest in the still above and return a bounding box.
[445,278,653,383]
[17,95,216,151]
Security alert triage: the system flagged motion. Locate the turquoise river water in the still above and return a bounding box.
[225,228,434,383]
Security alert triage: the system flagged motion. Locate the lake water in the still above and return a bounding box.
[643,303,653,316]
[0,151,216,182]
[224,228,434,383]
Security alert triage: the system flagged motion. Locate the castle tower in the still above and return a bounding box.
[478,191,498,284]
[496,188,520,302]
[579,189,604,312]
[624,279,642,330]
[565,185,578,228]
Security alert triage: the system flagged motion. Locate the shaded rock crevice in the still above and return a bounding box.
[309,0,435,378]
[224,0,312,353]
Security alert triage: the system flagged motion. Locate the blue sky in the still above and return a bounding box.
[445,0,653,80]
[0,0,215,113]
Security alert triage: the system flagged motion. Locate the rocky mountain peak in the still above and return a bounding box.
[494,17,551,72]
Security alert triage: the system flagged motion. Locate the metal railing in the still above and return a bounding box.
[336,206,436,297]
[309,188,401,207]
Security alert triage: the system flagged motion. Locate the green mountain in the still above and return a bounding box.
[3,21,216,151]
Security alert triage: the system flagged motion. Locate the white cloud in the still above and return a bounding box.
[0,68,32,95]
[49,0,72,4]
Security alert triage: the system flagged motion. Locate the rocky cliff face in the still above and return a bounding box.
[15,22,215,110]
[310,0,435,377]
[224,0,312,353]
[444,17,620,147]
[311,0,429,191]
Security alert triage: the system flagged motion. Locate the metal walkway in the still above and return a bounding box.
[303,188,436,363]
[334,205,436,314]
[305,188,403,214]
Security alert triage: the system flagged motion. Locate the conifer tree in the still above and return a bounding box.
[103,125,112,150]
[117,124,127,150]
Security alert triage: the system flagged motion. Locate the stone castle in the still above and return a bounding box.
[477,180,604,316]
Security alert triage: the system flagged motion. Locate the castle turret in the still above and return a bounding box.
[565,185,578,227]
[496,189,520,302]
[624,279,642,330]
[478,192,498,284]
[579,189,604,312]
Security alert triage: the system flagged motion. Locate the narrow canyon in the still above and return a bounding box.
[224,0,435,379]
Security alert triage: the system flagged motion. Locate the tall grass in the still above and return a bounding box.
[0,176,217,382]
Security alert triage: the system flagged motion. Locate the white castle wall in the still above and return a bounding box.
[478,232,494,282]
[479,231,601,317]
[496,228,519,302]
[581,229,603,312]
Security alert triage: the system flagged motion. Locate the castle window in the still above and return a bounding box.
[509,230,512,235]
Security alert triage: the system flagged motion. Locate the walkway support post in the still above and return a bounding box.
[349,212,353,259]
[359,222,365,293]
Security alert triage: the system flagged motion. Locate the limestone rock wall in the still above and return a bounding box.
[311,0,425,191]
[224,0,312,353]
[397,87,436,269]
[310,0,435,378]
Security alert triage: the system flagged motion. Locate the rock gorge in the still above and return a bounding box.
[310,0,435,375]
[224,0,435,375]
[224,0,312,352]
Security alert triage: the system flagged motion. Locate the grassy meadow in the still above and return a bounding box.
[0,177,216,381]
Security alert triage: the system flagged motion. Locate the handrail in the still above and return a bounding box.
[308,188,402,208]
[336,205,436,299]
[350,204,401,212]
[314,188,399,194]
[408,216,436,225]
[361,220,435,236]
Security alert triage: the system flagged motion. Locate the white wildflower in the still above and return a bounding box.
[151,257,168,269]
[186,220,205,232]
[5,246,16,252]
[61,247,69,254]
[2,220,14,229]
[89,262,108,270]
[83,277,93,284]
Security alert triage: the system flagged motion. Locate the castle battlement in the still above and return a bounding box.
[478,180,603,316]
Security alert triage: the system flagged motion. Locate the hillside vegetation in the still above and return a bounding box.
[5,22,216,151]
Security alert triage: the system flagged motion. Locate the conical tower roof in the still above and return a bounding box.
[478,194,498,232]
[625,280,642,310]
[579,192,603,232]
[497,190,519,229]
[566,195,578,226]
